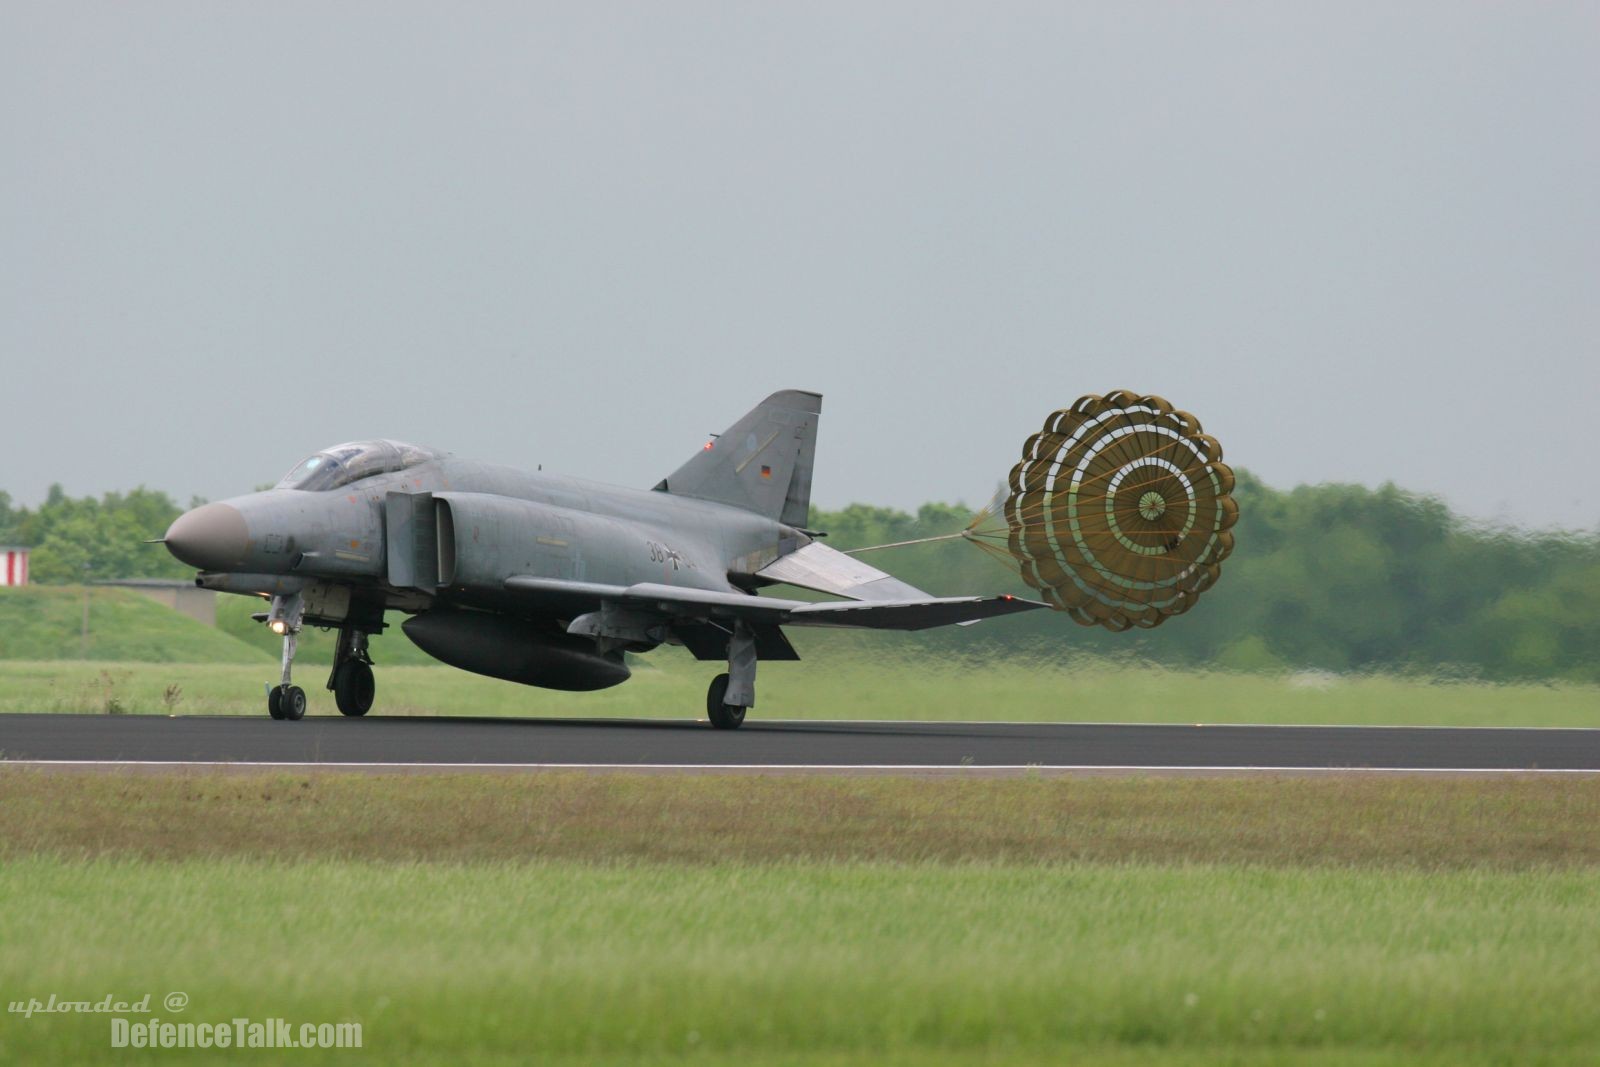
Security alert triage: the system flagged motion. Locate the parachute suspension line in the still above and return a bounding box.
[841,531,973,556]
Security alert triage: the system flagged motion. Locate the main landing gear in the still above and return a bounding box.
[706,620,756,730]
[329,626,375,717]
[263,593,376,720]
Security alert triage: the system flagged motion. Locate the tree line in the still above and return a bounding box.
[1,476,1594,681]
[0,487,195,585]
[812,472,1599,682]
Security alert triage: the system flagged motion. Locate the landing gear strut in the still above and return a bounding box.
[266,592,307,721]
[328,626,375,717]
[707,620,756,730]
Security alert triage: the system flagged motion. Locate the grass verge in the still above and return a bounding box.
[3,773,1597,1065]
[2,653,1596,725]
[2,770,1598,869]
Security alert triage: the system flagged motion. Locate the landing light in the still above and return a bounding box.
[269,620,288,635]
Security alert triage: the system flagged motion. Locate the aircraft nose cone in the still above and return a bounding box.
[165,503,249,571]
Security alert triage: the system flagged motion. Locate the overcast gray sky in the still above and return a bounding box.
[2,3,1595,528]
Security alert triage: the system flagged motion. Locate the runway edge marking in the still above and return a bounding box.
[4,760,1599,774]
[763,719,1600,733]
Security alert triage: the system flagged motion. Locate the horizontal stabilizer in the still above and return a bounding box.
[755,542,928,602]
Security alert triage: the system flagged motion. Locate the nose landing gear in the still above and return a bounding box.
[266,592,307,721]
[262,595,379,720]
[267,682,307,721]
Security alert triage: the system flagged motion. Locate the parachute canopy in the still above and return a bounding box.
[966,391,1237,632]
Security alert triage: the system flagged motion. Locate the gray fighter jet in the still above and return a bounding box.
[162,390,1043,726]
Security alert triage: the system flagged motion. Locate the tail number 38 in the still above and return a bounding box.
[647,541,683,570]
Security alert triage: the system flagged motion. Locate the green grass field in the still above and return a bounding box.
[4,584,1596,725]
[6,590,1599,1062]
[2,653,1595,726]
[0,586,268,663]
[3,773,1598,1066]
[8,858,1596,1066]
[0,585,441,666]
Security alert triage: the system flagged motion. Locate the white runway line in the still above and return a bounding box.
[765,719,1600,732]
[3,760,1599,775]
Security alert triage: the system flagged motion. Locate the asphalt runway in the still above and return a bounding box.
[2,713,1599,773]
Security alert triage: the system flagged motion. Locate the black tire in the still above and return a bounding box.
[282,685,307,721]
[705,673,746,730]
[267,687,286,720]
[333,661,375,717]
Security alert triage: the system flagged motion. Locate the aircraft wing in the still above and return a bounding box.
[502,576,1045,631]
[781,594,1045,630]
[504,577,804,620]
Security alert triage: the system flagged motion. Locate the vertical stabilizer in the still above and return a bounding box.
[654,390,821,527]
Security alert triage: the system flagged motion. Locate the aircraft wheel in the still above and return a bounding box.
[706,673,746,730]
[333,661,375,717]
[267,687,286,720]
[281,685,307,721]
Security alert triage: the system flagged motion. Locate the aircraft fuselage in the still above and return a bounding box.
[169,454,802,630]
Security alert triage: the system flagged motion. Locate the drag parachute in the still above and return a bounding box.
[964,391,1237,631]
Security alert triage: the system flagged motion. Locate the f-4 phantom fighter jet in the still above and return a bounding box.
[162,390,1044,726]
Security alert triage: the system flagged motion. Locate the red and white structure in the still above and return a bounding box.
[1,546,29,586]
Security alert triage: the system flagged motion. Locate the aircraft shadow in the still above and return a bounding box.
[353,714,1022,742]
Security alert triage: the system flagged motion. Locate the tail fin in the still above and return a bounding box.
[654,389,821,527]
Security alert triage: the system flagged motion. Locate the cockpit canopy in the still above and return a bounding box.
[275,440,437,493]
